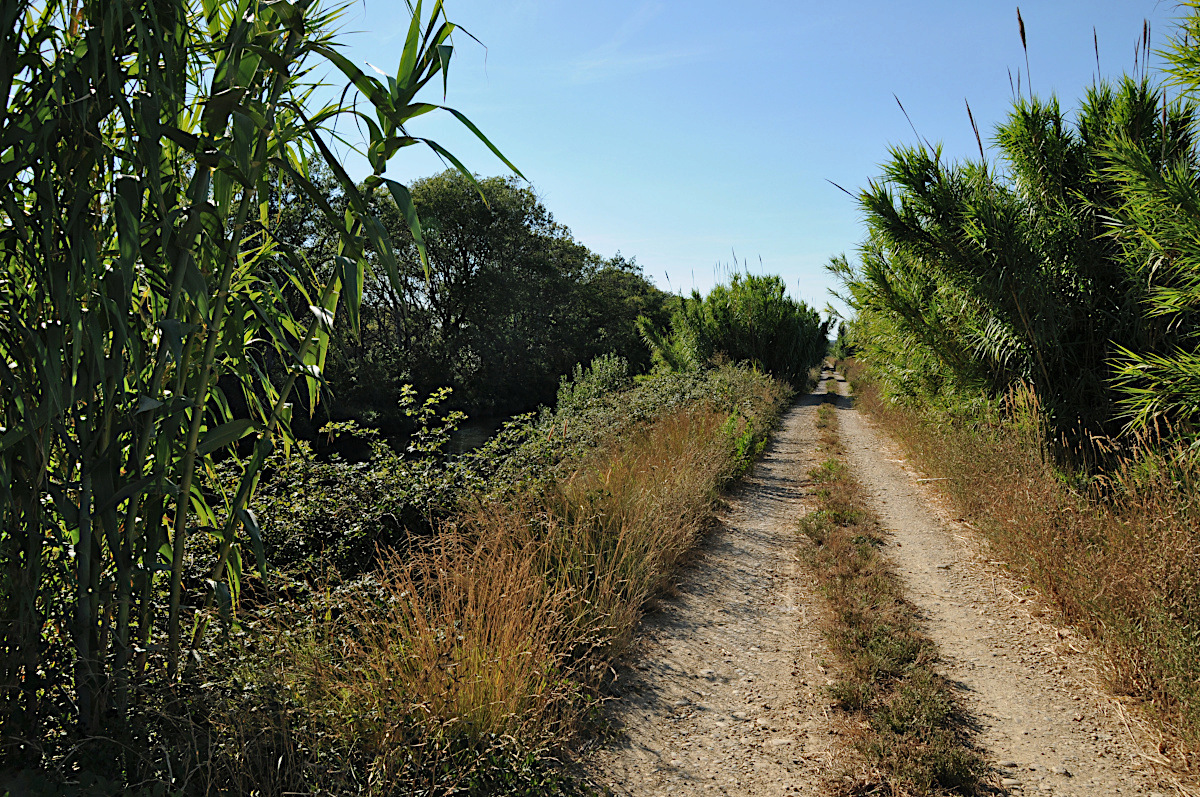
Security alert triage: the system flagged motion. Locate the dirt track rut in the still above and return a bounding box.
[583,393,837,794]
[829,374,1187,797]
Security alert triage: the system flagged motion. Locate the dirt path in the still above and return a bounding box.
[829,373,1189,797]
[583,394,840,795]
[587,376,1193,796]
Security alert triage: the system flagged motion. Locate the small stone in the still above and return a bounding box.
[1001,778,1021,787]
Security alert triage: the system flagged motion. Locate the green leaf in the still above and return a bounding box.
[437,44,453,98]
[237,507,267,578]
[263,0,302,29]
[397,0,425,91]
[336,254,364,333]
[197,419,255,456]
[308,304,334,332]
[209,578,235,629]
[97,473,162,514]
[114,174,143,267]
[369,202,408,281]
[158,319,197,365]
[383,178,429,278]
[312,44,394,114]
[441,107,526,180]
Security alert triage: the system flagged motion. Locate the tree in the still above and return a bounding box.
[1104,7,1200,434]
[323,171,672,424]
[578,254,674,375]
[832,76,1199,463]
[640,273,828,387]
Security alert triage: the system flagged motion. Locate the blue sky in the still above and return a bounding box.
[327,1,1176,318]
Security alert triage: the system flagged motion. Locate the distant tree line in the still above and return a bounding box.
[638,272,829,389]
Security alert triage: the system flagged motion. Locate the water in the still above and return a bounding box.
[447,420,502,454]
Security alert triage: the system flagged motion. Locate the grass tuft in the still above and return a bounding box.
[799,390,990,795]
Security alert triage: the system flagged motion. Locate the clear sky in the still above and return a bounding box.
[326,1,1177,318]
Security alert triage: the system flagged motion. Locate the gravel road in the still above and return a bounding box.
[830,373,1192,797]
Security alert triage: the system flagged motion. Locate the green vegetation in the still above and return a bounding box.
[2,356,786,793]
[271,364,788,795]
[276,168,673,432]
[831,24,1200,465]
[0,7,793,790]
[639,272,829,387]
[799,397,988,796]
[0,1,800,789]
[0,0,518,782]
[30,0,1200,791]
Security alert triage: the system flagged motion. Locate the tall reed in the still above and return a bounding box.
[0,0,516,748]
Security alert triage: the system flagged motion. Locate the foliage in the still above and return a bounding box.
[286,169,673,429]
[831,75,1200,465]
[828,321,856,361]
[257,362,788,794]
[9,363,788,793]
[0,0,514,755]
[1102,12,1200,433]
[236,393,467,580]
[243,358,789,585]
[639,272,828,387]
[554,353,633,418]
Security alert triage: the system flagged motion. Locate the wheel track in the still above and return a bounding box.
[584,393,840,795]
[829,373,1188,797]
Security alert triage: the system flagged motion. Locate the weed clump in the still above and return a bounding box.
[799,390,989,795]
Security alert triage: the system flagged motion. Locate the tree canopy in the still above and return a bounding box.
[640,272,828,387]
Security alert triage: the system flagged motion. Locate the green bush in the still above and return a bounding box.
[638,272,828,387]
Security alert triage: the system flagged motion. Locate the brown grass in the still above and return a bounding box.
[243,395,787,794]
[800,398,989,796]
[845,360,1200,772]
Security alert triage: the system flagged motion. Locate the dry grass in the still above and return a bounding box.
[229,395,786,794]
[846,360,1200,772]
[800,398,989,796]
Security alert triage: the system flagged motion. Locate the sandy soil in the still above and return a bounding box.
[586,374,1197,797]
